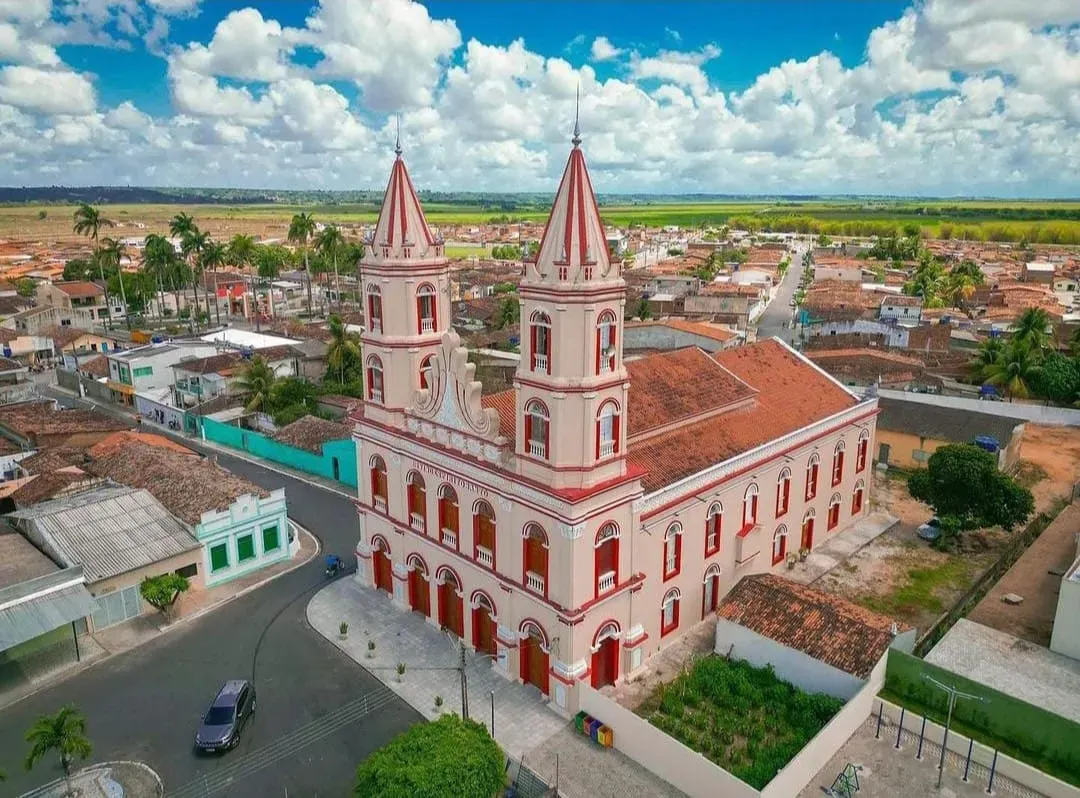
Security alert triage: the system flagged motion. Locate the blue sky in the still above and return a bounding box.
[1,0,1078,195]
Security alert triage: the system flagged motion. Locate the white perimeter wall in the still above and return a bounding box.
[1050,557,1080,660]
[714,618,865,700]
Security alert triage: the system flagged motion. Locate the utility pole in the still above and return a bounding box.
[458,640,469,720]
[922,674,986,788]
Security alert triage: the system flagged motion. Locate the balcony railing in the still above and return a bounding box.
[528,440,547,459]
[597,571,616,593]
[373,495,387,513]
[599,439,615,457]
[476,545,493,567]
[421,317,435,333]
[525,570,545,594]
[599,359,611,374]
[409,512,425,532]
[370,320,382,334]
[370,389,383,403]
[533,353,548,374]
[441,528,457,547]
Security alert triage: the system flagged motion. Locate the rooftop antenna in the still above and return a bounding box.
[571,85,581,148]
[394,115,402,158]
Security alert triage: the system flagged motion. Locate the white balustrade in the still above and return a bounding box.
[409,512,425,531]
[373,496,387,513]
[598,571,616,592]
[476,545,493,567]
[599,440,615,457]
[528,441,547,458]
[534,354,548,374]
[441,528,457,547]
[525,570,545,594]
[421,318,435,333]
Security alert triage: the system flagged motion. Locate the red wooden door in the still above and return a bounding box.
[520,634,549,694]
[473,607,496,656]
[439,583,464,638]
[373,550,392,594]
[408,571,429,617]
[590,638,618,688]
[801,518,815,551]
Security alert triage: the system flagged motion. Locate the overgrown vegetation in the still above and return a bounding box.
[637,656,843,789]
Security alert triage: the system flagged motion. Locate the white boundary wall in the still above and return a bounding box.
[876,697,1080,798]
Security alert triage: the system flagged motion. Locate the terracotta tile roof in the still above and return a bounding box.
[53,281,103,298]
[0,401,129,440]
[84,439,270,524]
[647,319,737,344]
[717,574,909,678]
[482,390,517,442]
[808,349,923,368]
[626,340,858,492]
[11,469,100,507]
[19,447,89,475]
[173,351,244,376]
[626,348,756,436]
[317,394,358,408]
[271,415,351,453]
[0,328,18,344]
[78,356,110,378]
[89,431,197,458]
[0,357,23,372]
[42,325,106,349]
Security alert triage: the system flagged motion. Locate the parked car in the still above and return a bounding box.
[194,680,256,753]
[916,517,941,541]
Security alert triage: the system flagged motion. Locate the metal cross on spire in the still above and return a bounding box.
[571,86,581,148]
[394,115,402,158]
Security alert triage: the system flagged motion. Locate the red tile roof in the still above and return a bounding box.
[482,390,517,442]
[717,574,910,678]
[271,415,351,453]
[54,281,103,298]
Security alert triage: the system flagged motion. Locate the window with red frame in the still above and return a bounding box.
[596,401,620,458]
[594,523,619,597]
[831,443,845,486]
[771,526,788,565]
[741,485,759,532]
[366,355,384,403]
[663,523,682,580]
[522,524,549,596]
[416,284,437,334]
[702,566,721,618]
[369,456,387,510]
[529,311,551,374]
[595,311,617,374]
[366,288,383,333]
[473,501,496,569]
[856,433,868,472]
[524,400,550,460]
[852,483,865,515]
[406,472,427,533]
[704,503,722,557]
[806,455,820,500]
[661,589,681,637]
[419,355,433,390]
[775,469,791,517]
[437,485,459,548]
[828,494,841,530]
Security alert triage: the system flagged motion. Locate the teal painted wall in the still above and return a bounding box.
[200,417,357,489]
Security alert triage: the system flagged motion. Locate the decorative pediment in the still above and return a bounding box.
[409,331,505,446]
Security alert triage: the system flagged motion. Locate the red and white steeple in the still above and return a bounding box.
[360,125,451,425]
[515,100,629,491]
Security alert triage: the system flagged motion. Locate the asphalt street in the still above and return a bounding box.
[0,389,421,797]
[754,242,806,343]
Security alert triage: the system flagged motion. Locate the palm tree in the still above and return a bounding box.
[983,339,1043,401]
[234,356,276,412]
[200,240,227,326]
[97,237,130,329]
[1069,326,1080,358]
[288,212,317,317]
[170,214,200,326]
[1011,307,1051,353]
[182,229,210,331]
[943,271,977,308]
[326,314,361,385]
[24,705,92,797]
[227,234,258,326]
[973,336,1005,381]
[143,233,175,319]
[314,224,345,312]
[73,204,116,329]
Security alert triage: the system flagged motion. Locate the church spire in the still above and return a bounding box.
[394,114,402,158]
[571,86,581,148]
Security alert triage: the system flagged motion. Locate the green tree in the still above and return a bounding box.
[982,339,1043,400]
[24,705,93,798]
[15,278,36,297]
[494,296,519,330]
[143,233,177,319]
[1011,307,1052,354]
[268,376,322,425]
[62,258,94,282]
[97,237,130,329]
[951,259,985,284]
[972,336,1005,381]
[315,224,346,312]
[354,714,504,798]
[72,204,115,328]
[1029,351,1080,404]
[908,444,1034,532]
[326,314,362,385]
[139,573,190,620]
[234,356,276,412]
[170,214,203,329]
[288,212,317,316]
[200,239,227,326]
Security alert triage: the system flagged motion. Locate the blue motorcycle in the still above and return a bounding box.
[325,554,344,578]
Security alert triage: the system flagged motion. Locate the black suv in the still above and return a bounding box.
[194,680,256,753]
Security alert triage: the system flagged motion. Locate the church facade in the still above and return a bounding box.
[350,128,878,715]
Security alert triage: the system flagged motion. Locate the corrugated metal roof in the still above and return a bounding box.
[0,583,97,651]
[11,486,199,582]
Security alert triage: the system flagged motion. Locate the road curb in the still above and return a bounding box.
[18,759,164,798]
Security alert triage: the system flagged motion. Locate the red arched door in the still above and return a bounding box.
[590,635,619,688]
[408,566,430,617]
[702,572,721,618]
[519,625,549,695]
[438,574,464,638]
[472,598,496,657]
[801,516,815,551]
[373,545,393,594]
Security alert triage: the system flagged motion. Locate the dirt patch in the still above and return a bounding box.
[605,618,715,712]
[1015,425,1080,512]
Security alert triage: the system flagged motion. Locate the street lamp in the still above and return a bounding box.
[489,690,495,738]
[922,674,986,788]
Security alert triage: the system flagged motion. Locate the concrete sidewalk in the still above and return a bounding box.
[19,761,162,798]
[785,510,898,585]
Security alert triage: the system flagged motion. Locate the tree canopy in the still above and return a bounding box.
[908,444,1034,533]
[140,573,190,618]
[354,715,504,798]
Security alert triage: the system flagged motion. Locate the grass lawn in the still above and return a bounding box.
[858,557,983,618]
[636,655,843,790]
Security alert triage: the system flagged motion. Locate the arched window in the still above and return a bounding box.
[852,479,865,515]
[772,525,788,565]
[473,500,496,569]
[366,284,382,334]
[529,311,551,374]
[596,310,617,374]
[406,471,427,533]
[524,399,550,460]
[596,401,621,459]
[592,621,621,649]
[856,429,869,473]
[471,590,496,615]
[419,354,434,390]
[776,468,792,518]
[436,565,461,592]
[663,522,682,580]
[831,440,846,487]
[828,492,842,531]
[806,453,820,501]
[522,523,549,597]
[702,563,722,618]
[661,587,681,637]
[366,355,384,403]
[741,484,759,532]
[520,619,549,650]
[369,454,387,511]
[705,503,722,557]
[406,552,428,576]
[416,283,437,334]
[594,523,620,597]
[437,484,459,549]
